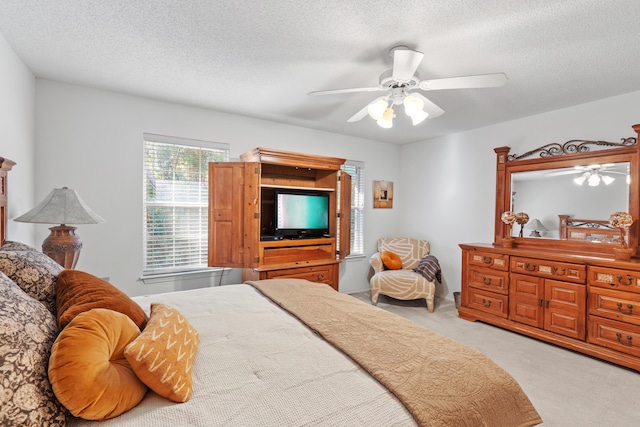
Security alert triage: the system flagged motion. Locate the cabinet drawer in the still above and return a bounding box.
[261,244,334,265]
[588,317,640,357]
[468,268,509,295]
[467,288,508,318]
[467,251,509,271]
[511,257,586,284]
[589,287,640,326]
[588,266,640,294]
[265,264,335,288]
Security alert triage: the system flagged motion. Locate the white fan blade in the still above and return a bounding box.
[392,49,424,82]
[347,96,386,122]
[545,170,583,177]
[411,92,445,118]
[308,86,383,96]
[418,73,508,91]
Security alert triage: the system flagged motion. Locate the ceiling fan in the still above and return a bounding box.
[308,46,508,128]
[545,163,628,186]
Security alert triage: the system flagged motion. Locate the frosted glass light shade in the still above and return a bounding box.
[410,109,429,125]
[14,187,105,225]
[403,94,424,115]
[377,107,394,128]
[367,99,388,121]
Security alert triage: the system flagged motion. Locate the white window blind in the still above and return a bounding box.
[342,160,365,256]
[143,134,229,274]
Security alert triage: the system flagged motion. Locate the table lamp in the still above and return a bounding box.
[525,219,548,237]
[14,187,105,269]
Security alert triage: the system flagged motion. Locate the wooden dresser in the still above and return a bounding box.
[460,244,640,371]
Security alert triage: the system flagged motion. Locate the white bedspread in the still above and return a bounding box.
[69,284,415,426]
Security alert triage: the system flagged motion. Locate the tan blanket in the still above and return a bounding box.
[248,279,542,427]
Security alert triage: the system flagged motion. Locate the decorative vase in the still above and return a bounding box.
[613,247,633,261]
[503,237,515,248]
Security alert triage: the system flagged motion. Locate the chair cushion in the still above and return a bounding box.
[48,308,148,420]
[56,270,148,331]
[381,250,402,270]
[0,271,67,426]
[125,304,200,403]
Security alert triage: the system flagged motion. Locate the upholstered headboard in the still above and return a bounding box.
[0,157,16,244]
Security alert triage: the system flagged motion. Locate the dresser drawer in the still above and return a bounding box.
[511,257,586,284]
[588,266,640,294]
[467,251,509,271]
[467,288,508,318]
[468,268,509,295]
[589,287,640,326]
[588,316,640,357]
[264,264,336,288]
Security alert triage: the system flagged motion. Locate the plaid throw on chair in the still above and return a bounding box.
[413,255,442,283]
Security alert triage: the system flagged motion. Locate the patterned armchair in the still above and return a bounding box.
[369,237,438,312]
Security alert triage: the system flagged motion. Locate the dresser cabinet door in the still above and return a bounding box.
[509,273,544,328]
[544,279,586,340]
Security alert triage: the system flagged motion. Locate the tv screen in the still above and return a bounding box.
[275,191,329,237]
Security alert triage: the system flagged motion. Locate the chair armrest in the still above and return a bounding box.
[369,252,384,273]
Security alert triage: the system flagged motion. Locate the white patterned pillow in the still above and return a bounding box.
[0,271,67,426]
[0,249,63,315]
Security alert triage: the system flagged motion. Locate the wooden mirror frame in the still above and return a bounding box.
[493,123,640,257]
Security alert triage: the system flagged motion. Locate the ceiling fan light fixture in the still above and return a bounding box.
[403,94,424,115]
[574,172,589,186]
[410,109,429,126]
[587,173,601,186]
[377,107,394,128]
[367,99,388,121]
[602,175,615,185]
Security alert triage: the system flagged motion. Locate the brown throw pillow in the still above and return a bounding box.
[56,270,148,331]
[381,250,402,270]
[48,308,148,420]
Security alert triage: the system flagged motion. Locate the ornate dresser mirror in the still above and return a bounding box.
[493,123,640,257]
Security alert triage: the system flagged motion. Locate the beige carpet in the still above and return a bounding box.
[351,292,639,427]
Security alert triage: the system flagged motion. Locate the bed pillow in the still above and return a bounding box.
[48,308,148,420]
[0,271,67,427]
[125,304,200,403]
[0,249,63,315]
[56,270,148,331]
[381,250,402,270]
[1,240,38,252]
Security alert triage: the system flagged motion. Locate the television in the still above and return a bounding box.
[274,190,329,238]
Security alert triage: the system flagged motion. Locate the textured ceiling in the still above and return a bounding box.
[1,1,640,145]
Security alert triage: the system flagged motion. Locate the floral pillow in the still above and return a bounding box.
[0,249,63,315]
[0,271,67,426]
[1,240,38,252]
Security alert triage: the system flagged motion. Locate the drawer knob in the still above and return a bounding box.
[481,298,492,308]
[616,332,633,346]
[317,273,325,280]
[554,266,566,276]
[482,256,492,264]
[616,302,634,315]
[525,262,537,271]
[616,275,633,286]
[482,276,492,286]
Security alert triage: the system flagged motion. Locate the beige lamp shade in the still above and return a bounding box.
[14,187,105,224]
[14,187,104,269]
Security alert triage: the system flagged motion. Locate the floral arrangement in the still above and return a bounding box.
[501,211,516,238]
[514,212,529,237]
[609,211,633,248]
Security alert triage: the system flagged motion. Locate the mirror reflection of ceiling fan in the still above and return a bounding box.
[545,163,629,186]
[308,46,508,128]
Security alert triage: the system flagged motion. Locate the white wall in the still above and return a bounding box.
[34,79,401,296]
[400,90,640,299]
[0,33,35,244]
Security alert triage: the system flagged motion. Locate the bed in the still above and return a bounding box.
[0,159,542,427]
[558,214,623,243]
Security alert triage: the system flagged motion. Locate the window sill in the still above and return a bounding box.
[139,268,227,285]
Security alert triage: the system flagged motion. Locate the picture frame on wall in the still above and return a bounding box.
[373,180,393,208]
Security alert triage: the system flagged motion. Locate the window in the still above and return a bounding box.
[342,160,365,256]
[143,134,229,275]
